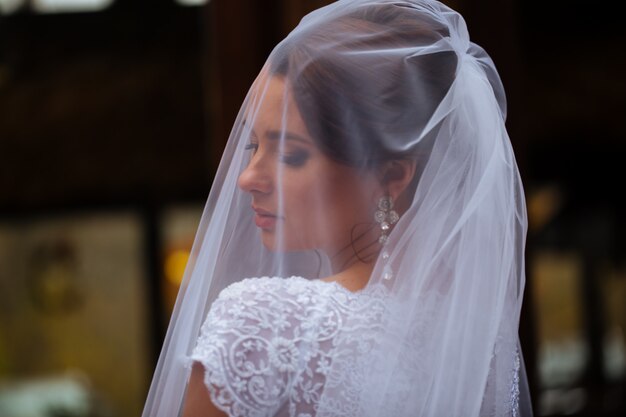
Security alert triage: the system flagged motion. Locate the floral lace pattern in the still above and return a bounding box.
[190,277,388,417]
[190,276,522,417]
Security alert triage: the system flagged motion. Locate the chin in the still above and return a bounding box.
[260,231,288,252]
[260,235,278,252]
[260,231,313,253]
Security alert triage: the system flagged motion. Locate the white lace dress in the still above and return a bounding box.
[189,276,388,417]
[189,276,522,417]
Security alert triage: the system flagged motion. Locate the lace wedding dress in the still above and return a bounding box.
[190,277,521,417]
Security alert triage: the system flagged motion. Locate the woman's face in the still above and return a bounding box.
[237,73,380,257]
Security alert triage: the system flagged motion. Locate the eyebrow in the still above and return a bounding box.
[266,130,311,145]
[242,119,311,145]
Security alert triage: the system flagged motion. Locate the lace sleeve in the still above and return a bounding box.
[189,280,299,417]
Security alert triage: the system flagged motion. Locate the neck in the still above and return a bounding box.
[324,255,376,292]
[322,223,380,291]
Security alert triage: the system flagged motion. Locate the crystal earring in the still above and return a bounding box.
[374,196,399,280]
[375,196,399,245]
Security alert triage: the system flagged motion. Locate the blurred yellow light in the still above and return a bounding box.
[165,250,190,286]
[528,184,563,232]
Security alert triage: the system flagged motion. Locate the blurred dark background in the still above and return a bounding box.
[0,0,624,416]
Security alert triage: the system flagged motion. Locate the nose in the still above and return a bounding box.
[238,154,273,195]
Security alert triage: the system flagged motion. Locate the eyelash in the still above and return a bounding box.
[280,151,309,167]
[244,143,258,152]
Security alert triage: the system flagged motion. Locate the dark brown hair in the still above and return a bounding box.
[269,2,457,169]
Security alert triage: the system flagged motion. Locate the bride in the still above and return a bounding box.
[143,1,532,416]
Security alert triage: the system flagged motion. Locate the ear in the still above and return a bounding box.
[379,159,417,202]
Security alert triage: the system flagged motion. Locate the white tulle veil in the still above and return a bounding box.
[142,0,532,416]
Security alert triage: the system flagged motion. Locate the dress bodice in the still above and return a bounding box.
[190,276,388,417]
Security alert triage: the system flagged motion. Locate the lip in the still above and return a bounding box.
[252,206,276,216]
[252,206,281,230]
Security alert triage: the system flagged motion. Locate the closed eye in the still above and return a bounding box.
[280,150,310,167]
[244,143,259,152]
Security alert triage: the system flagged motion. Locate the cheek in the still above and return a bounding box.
[300,172,372,242]
[287,178,329,240]
[278,164,339,245]
[276,159,375,251]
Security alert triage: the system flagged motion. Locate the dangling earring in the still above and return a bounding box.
[375,196,399,280]
[375,196,399,245]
